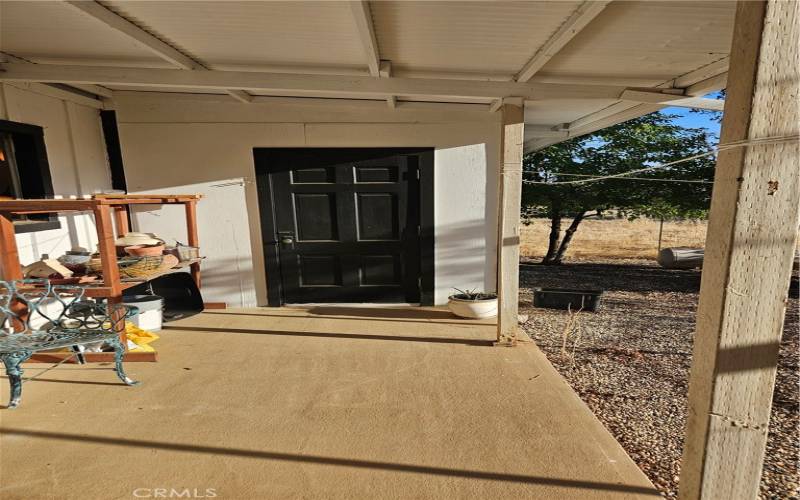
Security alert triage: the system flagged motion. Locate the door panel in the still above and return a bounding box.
[255,148,429,304]
[294,193,338,241]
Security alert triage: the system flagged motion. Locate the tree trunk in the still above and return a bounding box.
[552,211,587,264]
[542,203,562,264]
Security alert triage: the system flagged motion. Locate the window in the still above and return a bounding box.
[0,120,59,233]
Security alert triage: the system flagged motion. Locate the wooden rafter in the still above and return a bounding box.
[515,1,612,82]
[525,60,730,152]
[348,1,381,77]
[64,1,251,103]
[619,90,725,110]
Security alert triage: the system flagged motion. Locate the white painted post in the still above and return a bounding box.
[679,1,800,499]
[496,98,525,344]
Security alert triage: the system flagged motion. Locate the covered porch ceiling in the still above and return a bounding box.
[0,1,733,151]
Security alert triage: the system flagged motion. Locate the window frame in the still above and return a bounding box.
[0,119,60,233]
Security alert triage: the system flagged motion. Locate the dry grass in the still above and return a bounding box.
[520,217,708,261]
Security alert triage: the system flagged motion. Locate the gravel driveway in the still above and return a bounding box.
[519,259,799,499]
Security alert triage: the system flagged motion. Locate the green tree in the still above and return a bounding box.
[522,112,715,265]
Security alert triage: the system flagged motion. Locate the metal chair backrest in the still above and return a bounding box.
[0,280,127,335]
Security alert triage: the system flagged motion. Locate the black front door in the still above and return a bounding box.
[255,148,432,304]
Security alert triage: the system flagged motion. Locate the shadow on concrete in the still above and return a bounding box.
[0,428,660,496]
[163,325,494,346]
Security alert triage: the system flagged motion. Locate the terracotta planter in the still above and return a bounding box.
[125,244,165,257]
[447,295,498,319]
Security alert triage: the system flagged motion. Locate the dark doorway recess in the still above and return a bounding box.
[100,110,127,192]
[255,148,434,306]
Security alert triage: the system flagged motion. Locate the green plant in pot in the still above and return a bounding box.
[447,288,498,319]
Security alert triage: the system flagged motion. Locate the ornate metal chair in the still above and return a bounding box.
[0,280,139,409]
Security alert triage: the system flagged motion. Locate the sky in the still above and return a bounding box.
[660,90,724,144]
[660,106,722,143]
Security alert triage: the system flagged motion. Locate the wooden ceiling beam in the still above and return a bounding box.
[0,62,696,103]
[349,1,381,77]
[515,1,612,82]
[63,1,251,103]
[65,1,199,70]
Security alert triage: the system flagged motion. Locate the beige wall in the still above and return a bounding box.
[0,83,112,265]
[113,92,501,305]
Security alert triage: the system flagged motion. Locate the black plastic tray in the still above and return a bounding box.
[532,288,603,312]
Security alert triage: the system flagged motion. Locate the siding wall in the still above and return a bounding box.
[0,83,112,265]
[113,92,501,306]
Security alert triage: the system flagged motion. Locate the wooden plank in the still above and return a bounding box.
[226,90,253,103]
[379,60,397,109]
[525,57,730,153]
[93,205,122,297]
[113,206,130,237]
[3,81,104,109]
[620,90,725,110]
[29,351,157,363]
[0,62,641,102]
[203,302,227,310]
[0,199,97,212]
[69,83,113,99]
[64,1,250,103]
[1,53,113,100]
[496,99,525,344]
[349,1,381,77]
[78,287,116,298]
[94,193,202,201]
[65,1,199,70]
[679,1,800,499]
[673,57,730,88]
[665,97,726,112]
[0,212,23,281]
[185,201,201,289]
[515,1,612,82]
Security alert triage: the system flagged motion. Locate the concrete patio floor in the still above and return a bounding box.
[0,306,658,499]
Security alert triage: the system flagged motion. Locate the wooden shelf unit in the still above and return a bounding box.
[0,194,203,362]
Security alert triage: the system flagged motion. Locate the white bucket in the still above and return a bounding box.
[123,295,164,332]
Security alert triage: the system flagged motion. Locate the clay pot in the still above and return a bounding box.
[125,244,165,257]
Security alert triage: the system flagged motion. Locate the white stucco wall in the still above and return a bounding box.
[0,83,113,265]
[112,92,501,306]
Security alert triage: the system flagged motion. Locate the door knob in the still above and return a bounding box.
[280,236,294,245]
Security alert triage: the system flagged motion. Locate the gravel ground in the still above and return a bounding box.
[519,259,799,499]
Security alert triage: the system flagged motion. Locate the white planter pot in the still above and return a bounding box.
[447,296,498,319]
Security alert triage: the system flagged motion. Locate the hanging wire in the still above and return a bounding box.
[545,173,713,184]
[523,134,799,186]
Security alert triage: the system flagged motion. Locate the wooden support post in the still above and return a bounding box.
[94,205,122,296]
[185,200,201,289]
[94,205,126,344]
[0,212,23,281]
[679,1,800,499]
[113,205,130,237]
[496,98,525,344]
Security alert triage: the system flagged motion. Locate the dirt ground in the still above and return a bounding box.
[519,259,799,499]
[520,218,707,261]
